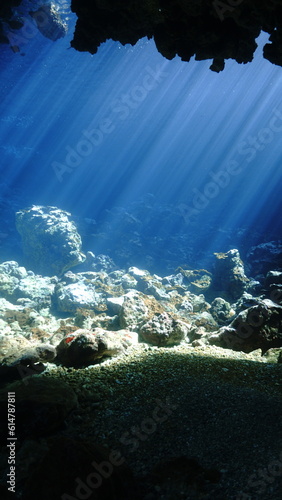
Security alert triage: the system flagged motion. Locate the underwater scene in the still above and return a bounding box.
[0,1,282,499]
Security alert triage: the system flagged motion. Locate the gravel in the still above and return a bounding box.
[42,343,282,499]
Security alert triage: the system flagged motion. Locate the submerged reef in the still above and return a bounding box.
[0,207,282,499]
[1,207,281,374]
[0,249,281,379]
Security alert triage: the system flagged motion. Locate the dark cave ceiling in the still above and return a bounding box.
[1,0,282,72]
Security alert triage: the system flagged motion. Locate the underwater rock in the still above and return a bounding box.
[209,299,282,353]
[20,436,136,500]
[235,292,262,312]
[128,266,150,278]
[178,298,193,314]
[181,292,209,313]
[0,377,77,441]
[53,269,127,313]
[265,270,282,287]
[0,334,33,383]
[262,347,282,363]
[190,311,218,332]
[0,261,27,298]
[118,290,163,331]
[247,241,282,276]
[54,281,103,313]
[15,205,85,276]
[29,3,68,41]
[120,272,138,290]
[177,267,212,293]
[210,297,235,325]
[106,269,138,291]
[13,273,56,309]
[118,291,149,330]
[162,272,184,287]
[55,328,137,367]
[0,340,56,383]
[0,296,25,318]
[0,271,18,299]
[106,295,125,315]
[0,261,56,309]
[78,251,118,273]
[128,267,170,298]
[0,335,56,367]
[212,249,249,300]
[139,312,191,346]
[136,273,169,300]
[0,294,68,349]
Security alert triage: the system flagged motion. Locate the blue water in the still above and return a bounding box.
[0,5,281,273]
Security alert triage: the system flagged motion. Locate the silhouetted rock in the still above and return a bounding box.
[70,0,282,71]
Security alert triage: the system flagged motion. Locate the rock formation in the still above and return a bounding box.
[2,1,282,71]
[15,205,85,275]
[70,0,282,71]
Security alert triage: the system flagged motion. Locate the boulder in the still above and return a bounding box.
[181,292,209,313]
[177,267,212,293]
[208,299,282,353]
[210,297,235,325]
[54,281,103,313]
[0,334,56,383]
[15,206,85,276]
[13,273,56,309]
[55,328,137,367]
[118,290,152,330]
[0,261,26,298]
[190,311,218,332]
[139,312,191,346]
[212,249,249,300]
